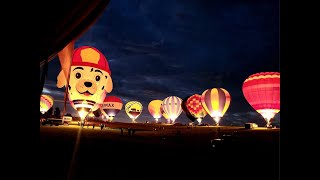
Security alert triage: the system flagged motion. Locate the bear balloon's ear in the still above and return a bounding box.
[106,75,113,93]
[57,70,67,88]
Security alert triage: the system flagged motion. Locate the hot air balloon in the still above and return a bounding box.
[201,88,231,126]
[56,46,113,121]
[181,95,197,123]
[161,96,183,124]
[242,72,280,127]
[125,101,143,123]
[40,94,54,114]
[148,100,163,123]
[186,94,207,125]
[100,96,123,121]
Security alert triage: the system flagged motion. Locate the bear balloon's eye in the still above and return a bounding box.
[95,75,100,81]
[75,73,81,79]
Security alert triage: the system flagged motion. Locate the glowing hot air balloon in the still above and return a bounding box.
[161,96,183,124]
[186,94,207,124]
[100,96,123,121]
[125,101,143,123]
[56,46,113,121]
[201,88,231,126]
[40,94,54,114]
[242,72,280,127]
[148,100,163,123]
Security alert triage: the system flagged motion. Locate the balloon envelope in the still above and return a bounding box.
[66,46,113,119]
[100,96,123,120]
[186,94,207,121]
[161,96,183,123]
[125,101,143,122]
[201,88,231,125]
[242,72,280,126]
[40,94,54,114]
[148,100,163,120]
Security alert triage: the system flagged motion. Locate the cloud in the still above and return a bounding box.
[43,81,65,98]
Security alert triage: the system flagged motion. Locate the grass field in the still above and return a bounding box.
[40,125,280,180]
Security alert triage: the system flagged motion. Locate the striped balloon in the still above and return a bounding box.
[242,72,280,127]
[161,96,183,123]
[201,88,231,126]
[40,94,54,114]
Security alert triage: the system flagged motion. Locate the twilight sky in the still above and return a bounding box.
[42,0,280,127]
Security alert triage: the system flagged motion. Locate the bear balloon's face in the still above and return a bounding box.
[68,65,111,104]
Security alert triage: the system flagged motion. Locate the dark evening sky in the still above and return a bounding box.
[43,0,280,126]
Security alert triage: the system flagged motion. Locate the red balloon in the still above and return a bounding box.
[186,94,207,124]
[242,72,280,127]
[100,96,123,121]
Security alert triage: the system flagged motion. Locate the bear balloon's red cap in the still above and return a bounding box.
[72,46,111,75]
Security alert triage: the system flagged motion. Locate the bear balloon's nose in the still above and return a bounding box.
[84,82,92,87]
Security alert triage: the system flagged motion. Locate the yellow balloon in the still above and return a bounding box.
[125,101,143,122]
[148,100,163,121]
[40,94,54,114]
